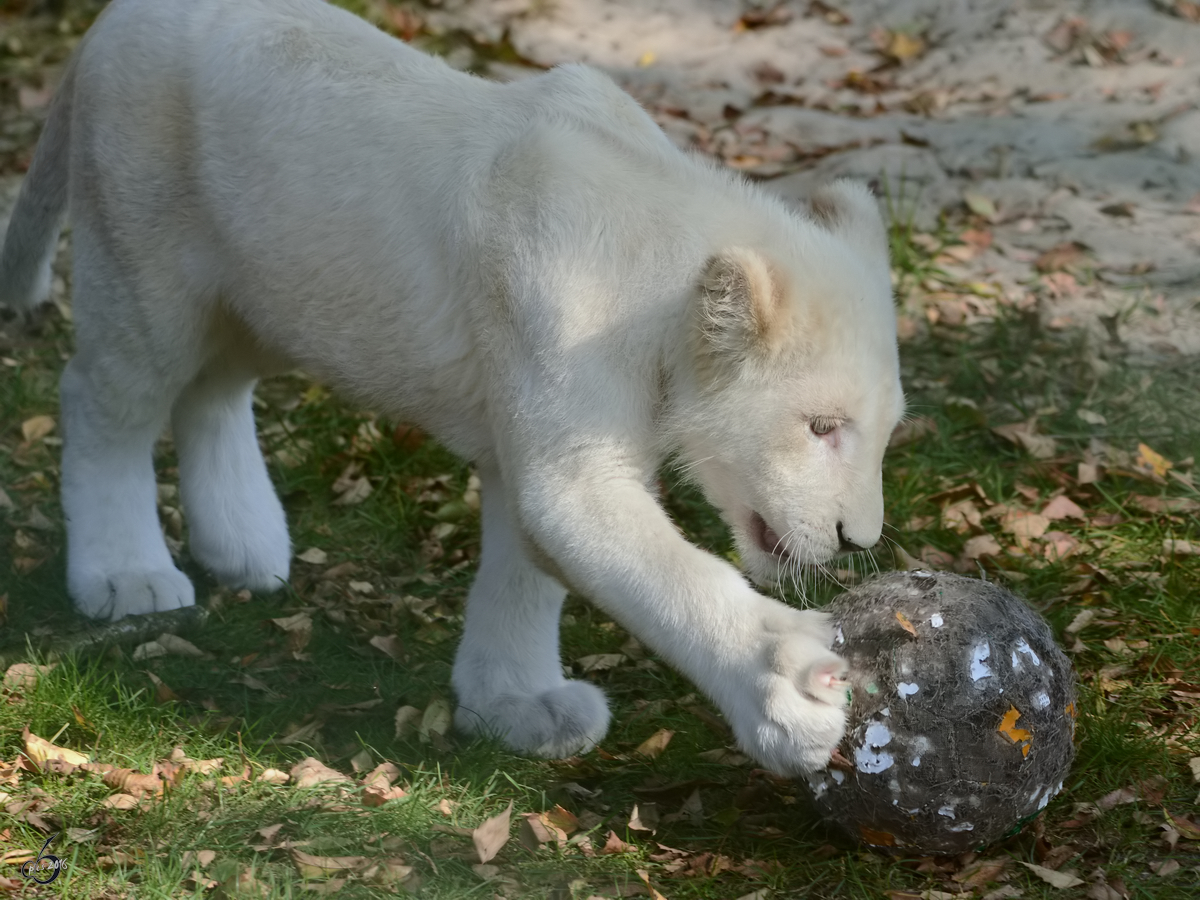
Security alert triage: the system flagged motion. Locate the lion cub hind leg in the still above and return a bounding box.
[452,467,610,757]
[172,368,290,593]
[60,356,195,622]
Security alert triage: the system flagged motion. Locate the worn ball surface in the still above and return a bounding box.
[804,570,1077,855]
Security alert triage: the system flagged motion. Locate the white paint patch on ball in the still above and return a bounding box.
[970,641,994,681]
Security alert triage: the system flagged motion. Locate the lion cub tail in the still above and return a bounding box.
[0,55,76,315]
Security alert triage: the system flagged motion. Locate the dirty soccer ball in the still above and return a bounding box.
[804,570,1077,855]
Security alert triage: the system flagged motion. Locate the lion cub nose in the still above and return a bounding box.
[836,522,868,553]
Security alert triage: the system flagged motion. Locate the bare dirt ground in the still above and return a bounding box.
[2,0,1199,360]
[426,0,1200,359]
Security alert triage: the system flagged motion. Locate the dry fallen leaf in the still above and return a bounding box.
[1022,861,1083,888]
[635,728,674,759]
[23,727,89,772]
[289,757,351,789]
[3,663,55,693]
[145,671,181,704]
[962,534,1002,559]
[993,420,1058,459]
[291,849,367,879]
[472,801,513,864]
[1041,495,1086,521]
[576,653,626,674]
[637,868,670,900]
[369,634,404,661]
[419,698,453,743]
[102,793,140,811]
[1136,443,1172,478]
[20,415,55,443]
[601,830,637,854]
[963,191,997,221]
[296,547,328,565]
[1164,810,1200,840]
[394,704,422,739]
[629,802,660,833]
[1163,539,1197,557]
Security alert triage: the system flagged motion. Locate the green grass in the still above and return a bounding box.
[2,2,1200,897]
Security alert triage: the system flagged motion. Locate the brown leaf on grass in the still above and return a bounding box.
[181,849,217,869]
[962,534,1002,559]
[1022,862,1083,888]
[637,868,670,900]
[362,762,402,790]
[155,633,209,658]
[297,547,328,565]
[1136,443,1172,478]
[3,663,55,693]
[635,729,674,759]
[545,805,579,834]
[1042,495,1086,520]
[102,793,140,810]
[289,758,351,789]
[270,612,313,655]
[291,849,368,879]
[941,499,983,533]
[169,748,224,775]
[331,463,373,505]
[1043,531,1081,561]
[1002,510,1050,545]
[361,783,408,807]
[394,705,422,739]
[993,420,1058,459]
[22,727,88,773]
[362,859,417,889]
[472,801,513,864]
[576,653,626,674]
[418,698,453,743]
[1034,241,1088,273]
[230,672,281,699]
[368,634,404,661]
[1130,495,1200,515]
[1164,810,1200,840]
[518,814,557,851]
[257,768,289,784]
[601,830,637,854]
[145,671,180,704]
[20,416,55,443]
[954,857,1009,887]
[1163,539,1198,556]
[696,747,751,766]
[629,802,660,833]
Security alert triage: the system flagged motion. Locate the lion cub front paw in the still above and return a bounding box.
[454,681,611,759]
[69,567,196,622]
[728,608,849,777]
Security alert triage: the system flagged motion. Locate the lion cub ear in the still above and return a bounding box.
[696,247,792,367]
[808,179,889,264]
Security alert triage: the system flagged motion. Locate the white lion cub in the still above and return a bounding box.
[0,0,904,776]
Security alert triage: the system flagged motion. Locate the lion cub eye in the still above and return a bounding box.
[810,417,839,437]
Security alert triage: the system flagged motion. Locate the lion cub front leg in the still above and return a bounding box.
[451,466,610,757]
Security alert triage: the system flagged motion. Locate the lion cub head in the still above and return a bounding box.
[673,179,904,584]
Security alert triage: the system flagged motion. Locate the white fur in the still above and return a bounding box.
[0,0,904,776]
